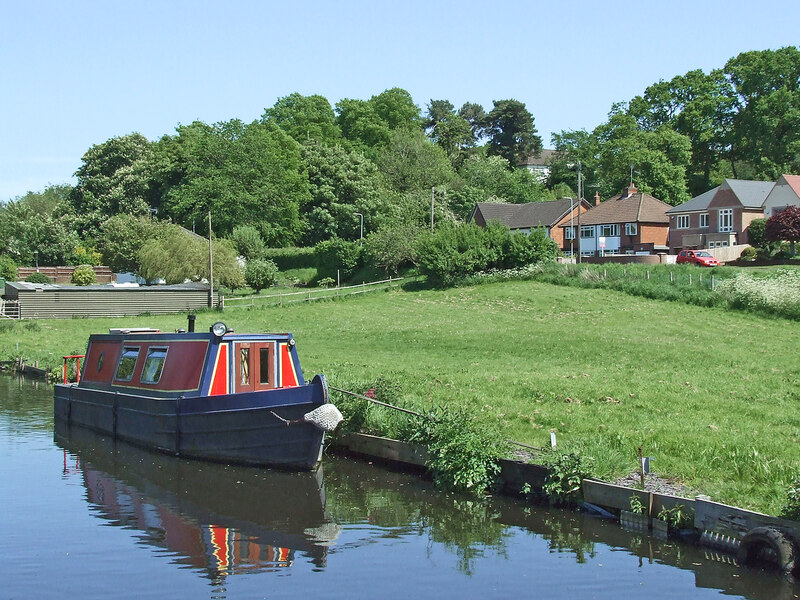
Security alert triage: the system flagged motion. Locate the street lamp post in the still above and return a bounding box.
[34,250,39,272]
[354,212,363,245]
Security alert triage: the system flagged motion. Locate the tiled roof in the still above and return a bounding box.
[666,186,718,214]
[725,179,774,208]
[474,198,579,229]
[780,174,800,198]
[577,191,670,225]
[519,149,556,167]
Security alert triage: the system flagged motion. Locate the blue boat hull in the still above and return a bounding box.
[54,374,329,470]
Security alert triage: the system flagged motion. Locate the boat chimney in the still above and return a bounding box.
[188,314,196,333]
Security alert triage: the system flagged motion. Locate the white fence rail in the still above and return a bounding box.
[222,277,405,309]
[0,299,20,319]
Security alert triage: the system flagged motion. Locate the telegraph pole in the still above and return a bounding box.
[577,162,582,263]
[208,212,214,308]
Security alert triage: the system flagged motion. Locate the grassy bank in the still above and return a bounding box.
[2,280,799,514]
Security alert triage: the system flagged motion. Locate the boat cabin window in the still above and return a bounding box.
[259,347,270,385]
[240,347,250,385]
[141,347,168,384]
[114,347,139,381]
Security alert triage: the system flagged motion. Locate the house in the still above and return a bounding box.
[518,149,556,182]
[470,197,592,249]
[666,179,774,253]
[763,174,800,217]
[559,185,671,256]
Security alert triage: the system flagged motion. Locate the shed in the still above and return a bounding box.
[4,282,219,319]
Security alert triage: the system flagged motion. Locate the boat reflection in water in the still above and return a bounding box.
[55,421,341,583]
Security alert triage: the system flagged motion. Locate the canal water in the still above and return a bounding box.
[2,374,799,600]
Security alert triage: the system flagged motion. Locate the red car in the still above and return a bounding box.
[676,250,720,267]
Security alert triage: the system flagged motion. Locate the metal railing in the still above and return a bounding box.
[222,277,406,308]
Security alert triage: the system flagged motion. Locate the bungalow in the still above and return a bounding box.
[666,179,774,253]
[559,185,671,256]
[763,174,800,217]
[470,197,592,249]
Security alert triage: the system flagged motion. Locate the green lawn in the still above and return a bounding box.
[3,279,799,514]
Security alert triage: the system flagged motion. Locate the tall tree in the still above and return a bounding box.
[155,119,309,245]
[425,99,475,167]
[484,99,543,167]
[376,129,455,194]
[301,142,388,244]
[70,133,155,239]
[724,47,800,179]
[262,93,341,145]
[458,102,486,141]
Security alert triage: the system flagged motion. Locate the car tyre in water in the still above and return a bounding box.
[737,526,798,574]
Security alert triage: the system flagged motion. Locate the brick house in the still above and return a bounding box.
[763,174,800,217]
[558,185,671,256]
[666,179,774,252]
[470,197,592,249]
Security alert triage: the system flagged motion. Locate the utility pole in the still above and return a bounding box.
[577,162,582,263]
[208,212,214,308]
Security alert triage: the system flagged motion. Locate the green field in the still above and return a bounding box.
[3,279,799,514]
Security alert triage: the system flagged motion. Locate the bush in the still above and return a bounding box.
[0,255,17,281]
[407,406,507,494]
[416,222,557,286]
[244,259,279,292]
[25,272,51,284]
[747,218,766,248]
[314,237,362,280]
[231,225,266,261]
[263,247,316,271]
[781,476,800,521]
[739,246,757,261]
[541,449,595,504]
[71,264,96,286]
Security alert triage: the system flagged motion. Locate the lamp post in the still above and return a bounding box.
[431,187,435,231]
[34,250,39,272]
[569,198,574,259]
[354,212,363,245]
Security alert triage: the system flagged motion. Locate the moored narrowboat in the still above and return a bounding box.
[54,318,341,470]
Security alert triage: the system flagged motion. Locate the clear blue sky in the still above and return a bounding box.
[3,0,799,201]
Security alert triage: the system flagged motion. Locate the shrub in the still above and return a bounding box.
[71,264,96,286]
[0,255,17,281]
[416,222,557,286]
[263,247,316,271]
[317,276,335,288]
[541,449,595,504]
[25,272,51,284]
[747,218,766,248]
[314,237,362,280]
[244,259,279,292]
[73,245,102,266]
[739,246,757,261]
[231,225,266,261]
[407,406,507,494]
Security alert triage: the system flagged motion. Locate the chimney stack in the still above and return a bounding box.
[594,192,600,206]
[624,183,638,198]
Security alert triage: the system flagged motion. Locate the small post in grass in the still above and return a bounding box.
[638,445,645,489]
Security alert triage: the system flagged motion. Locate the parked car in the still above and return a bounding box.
[676,250,720,267]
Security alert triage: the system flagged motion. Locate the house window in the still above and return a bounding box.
[114,347,139,382]
[580,226,594,238]
[699,213,709,228]
[676,215,690,229]
[564,226,575,240]
[141,347,168,384]
[719,209,733,232]
[600,224,620,237]
[624,223,638,236]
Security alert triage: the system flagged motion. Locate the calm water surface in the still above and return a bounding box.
[2,374,799,600]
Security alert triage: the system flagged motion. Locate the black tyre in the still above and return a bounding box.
[737,526,798,574]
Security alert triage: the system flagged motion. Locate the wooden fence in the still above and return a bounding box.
[222,277,406,309]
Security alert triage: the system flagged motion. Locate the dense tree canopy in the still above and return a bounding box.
[484,99,543,167]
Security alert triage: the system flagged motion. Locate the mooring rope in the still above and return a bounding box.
[328,386,541,453]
